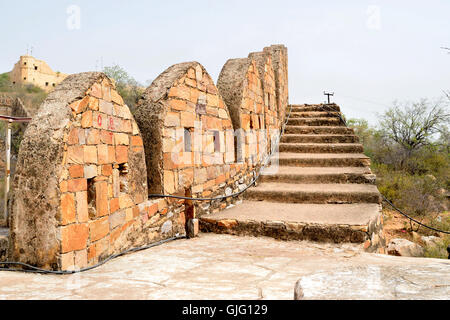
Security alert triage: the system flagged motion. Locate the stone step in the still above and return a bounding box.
[244,182,381,204]
[260,166,376,184]
[281,134,359,143]
[288,111,341,118]
[279,143,364,153]
[276,152,371,167]
[199,201,381,243]
[287,117,343,126]
[289,104,341,112]
[284,126,354,135]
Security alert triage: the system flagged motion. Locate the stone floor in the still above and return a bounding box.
[0,233,448,300]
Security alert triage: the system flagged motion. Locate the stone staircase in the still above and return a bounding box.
[200,104,386,252]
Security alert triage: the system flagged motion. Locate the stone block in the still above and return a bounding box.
[61,223,89,253]
[69,165,84,178]
[84,145,97,164]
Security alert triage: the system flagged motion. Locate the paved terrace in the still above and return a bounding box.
[0,233,448,300]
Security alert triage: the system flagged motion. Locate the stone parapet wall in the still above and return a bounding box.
[7,45,289,270]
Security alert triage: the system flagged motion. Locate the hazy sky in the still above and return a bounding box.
[1,0,448,124]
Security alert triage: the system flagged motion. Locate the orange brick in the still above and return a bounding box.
[110,227,121,243]
[163,152,181,169]
[68,179,87,192]
[89,216,109,242]
[168,86,190,100]
[169,99,187,111]
[69,96,90,114]
[111,89,124,105]
[110,197,120,213]
[114,133,129,145]
[119,194,134,209]
[88,97,99,111]
[69,165,84,178]
[164,112,180,127]
[61,223,89,253]
[131,136,143,146]
[81,110,93,128]
[61,193,76,225]
[60,180,68,193]
[96,181,109,217]
[187,68,196,79]
[108,146,116,163]
[100,130,114,145]
[185,77,196,87]
[215,174,226,184]
[148,203,158,217]
[87,245,96,261]
[180,111,196,128]
[89,83,102,99]
[116,145,128,164]
[97,144,109,165]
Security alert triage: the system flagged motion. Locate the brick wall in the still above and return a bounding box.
[217,58,266,166]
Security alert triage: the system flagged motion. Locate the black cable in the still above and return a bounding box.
[381,195,450,235]
[0,105,296,275]
[318,104,450,235]
[0,234,186,274]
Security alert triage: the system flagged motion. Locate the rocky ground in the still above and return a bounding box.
[0,233,448,300]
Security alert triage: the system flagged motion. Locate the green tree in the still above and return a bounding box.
[102,65,144,113]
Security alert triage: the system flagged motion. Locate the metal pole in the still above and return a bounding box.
[4,120,11,224]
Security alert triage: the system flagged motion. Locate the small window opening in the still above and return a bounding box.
[184,128,192,152]
[34,66,38,70]
[24,62,27,66]
[45,82,49,86]
[250,115,254,130]
[87,178,96,218]
[23,77,26,81]
[213,131,220,153]
[119,163,129,193]
[52,83,56,87]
